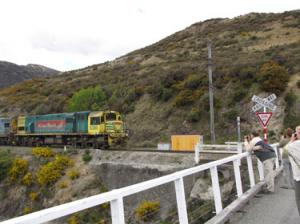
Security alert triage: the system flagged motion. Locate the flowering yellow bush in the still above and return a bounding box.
[68,215,79,224]
[32,147,55,158]
[22,172,34,186]
[23,206,32,214]
[59,181,69,189]
[9,158,29,182]
[37,155,72,186]
[68,170,80,180]
[135,200,160,221]
[29,192,39,201]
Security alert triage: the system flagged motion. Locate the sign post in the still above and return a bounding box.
[251,94,276,142]
[256,112,273,142]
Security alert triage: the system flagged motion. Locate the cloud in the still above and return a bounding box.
[30,32,102,55]
[0,0,299,71]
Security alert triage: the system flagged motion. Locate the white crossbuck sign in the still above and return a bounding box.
[251,94,277,112]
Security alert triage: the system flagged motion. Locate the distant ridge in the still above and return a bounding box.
[0,61,59,88]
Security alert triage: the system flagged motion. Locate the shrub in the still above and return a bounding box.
[231,86,248,102]
[68,215,80,224]
[187,108,201,122]
[22,172,34,186]
[37,162,61,186]
[184,74,202,90]
[29,192,39,201]
[82,150,92,163]
[174,90,194,107]
[161,88,173,101]
[135,200,160,221]
[59,181,69,189]
[9,158,29,182]
[37,155,72,186]
[32,147,55,158]
[23,206,32,214]
[0,150,13,182]
[147,84,163,100]
[68,170,80,180]
[68,86,106,112]
[224,109,239,121]
[284,91,297,108]
[256,61,289,95]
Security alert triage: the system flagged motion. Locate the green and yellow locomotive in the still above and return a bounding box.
[0,110,127,148]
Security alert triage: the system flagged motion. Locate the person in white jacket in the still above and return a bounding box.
[287,125,300,215]
[244,130,276,193]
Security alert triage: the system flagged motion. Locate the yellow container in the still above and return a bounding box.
[171,135,202,151]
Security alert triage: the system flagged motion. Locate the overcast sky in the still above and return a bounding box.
[0,0,299,71]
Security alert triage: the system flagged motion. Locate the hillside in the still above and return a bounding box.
[0,61,59,88]
[0,10,299,145]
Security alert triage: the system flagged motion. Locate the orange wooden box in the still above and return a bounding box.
[171,135,202,151]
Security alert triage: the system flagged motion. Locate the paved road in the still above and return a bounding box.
[230,185,299,224]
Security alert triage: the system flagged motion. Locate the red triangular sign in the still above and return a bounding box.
[256,112,273,127]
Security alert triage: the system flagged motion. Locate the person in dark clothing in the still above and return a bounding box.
[244,130,276,193]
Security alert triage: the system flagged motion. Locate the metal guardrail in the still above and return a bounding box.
[0,143,280,224]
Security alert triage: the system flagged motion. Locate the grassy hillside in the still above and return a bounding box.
[0,10,299,145]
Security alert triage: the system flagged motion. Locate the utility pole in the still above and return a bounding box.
[207,41,216,144]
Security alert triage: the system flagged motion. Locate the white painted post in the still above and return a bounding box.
[273,145,279,170]
[257,159,264,181]
[246,154,255,187]
[110,197,125,224]
[279,147,283,168]
[237,143,242,154]
[195,143,200,164]
[236,143,243,166]
[233,160,243,197]
[210,166,222,214]
[174,178,189,224]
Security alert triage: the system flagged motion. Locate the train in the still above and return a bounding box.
[0,110,128,148]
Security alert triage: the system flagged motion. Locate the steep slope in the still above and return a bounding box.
[0,61,59,88]
[0,10,299,145]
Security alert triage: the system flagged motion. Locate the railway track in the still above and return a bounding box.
[0,145,195,154]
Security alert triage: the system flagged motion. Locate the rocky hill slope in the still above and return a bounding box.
[0,61,59,88]
[0,10,299,145]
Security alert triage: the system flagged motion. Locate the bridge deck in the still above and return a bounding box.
[230,184,298,224]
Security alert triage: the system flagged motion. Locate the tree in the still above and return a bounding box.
[257,61,289,95]
[68,86,106,112]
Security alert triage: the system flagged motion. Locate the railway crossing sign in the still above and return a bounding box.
[251,94,277,142]
[251,94,277,112]
[256,112,273,127]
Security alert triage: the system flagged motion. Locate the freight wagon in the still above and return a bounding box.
[1,110,127,148]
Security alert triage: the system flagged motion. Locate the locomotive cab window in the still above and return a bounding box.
[91,117,100,125]
[18,127,25,131]
[106,113,116,121]
[117,115,121,121]
[4,123,10,128]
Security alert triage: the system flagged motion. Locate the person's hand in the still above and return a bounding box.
[291,133,297,142]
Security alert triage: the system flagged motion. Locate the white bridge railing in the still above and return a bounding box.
[1,143,280,224]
